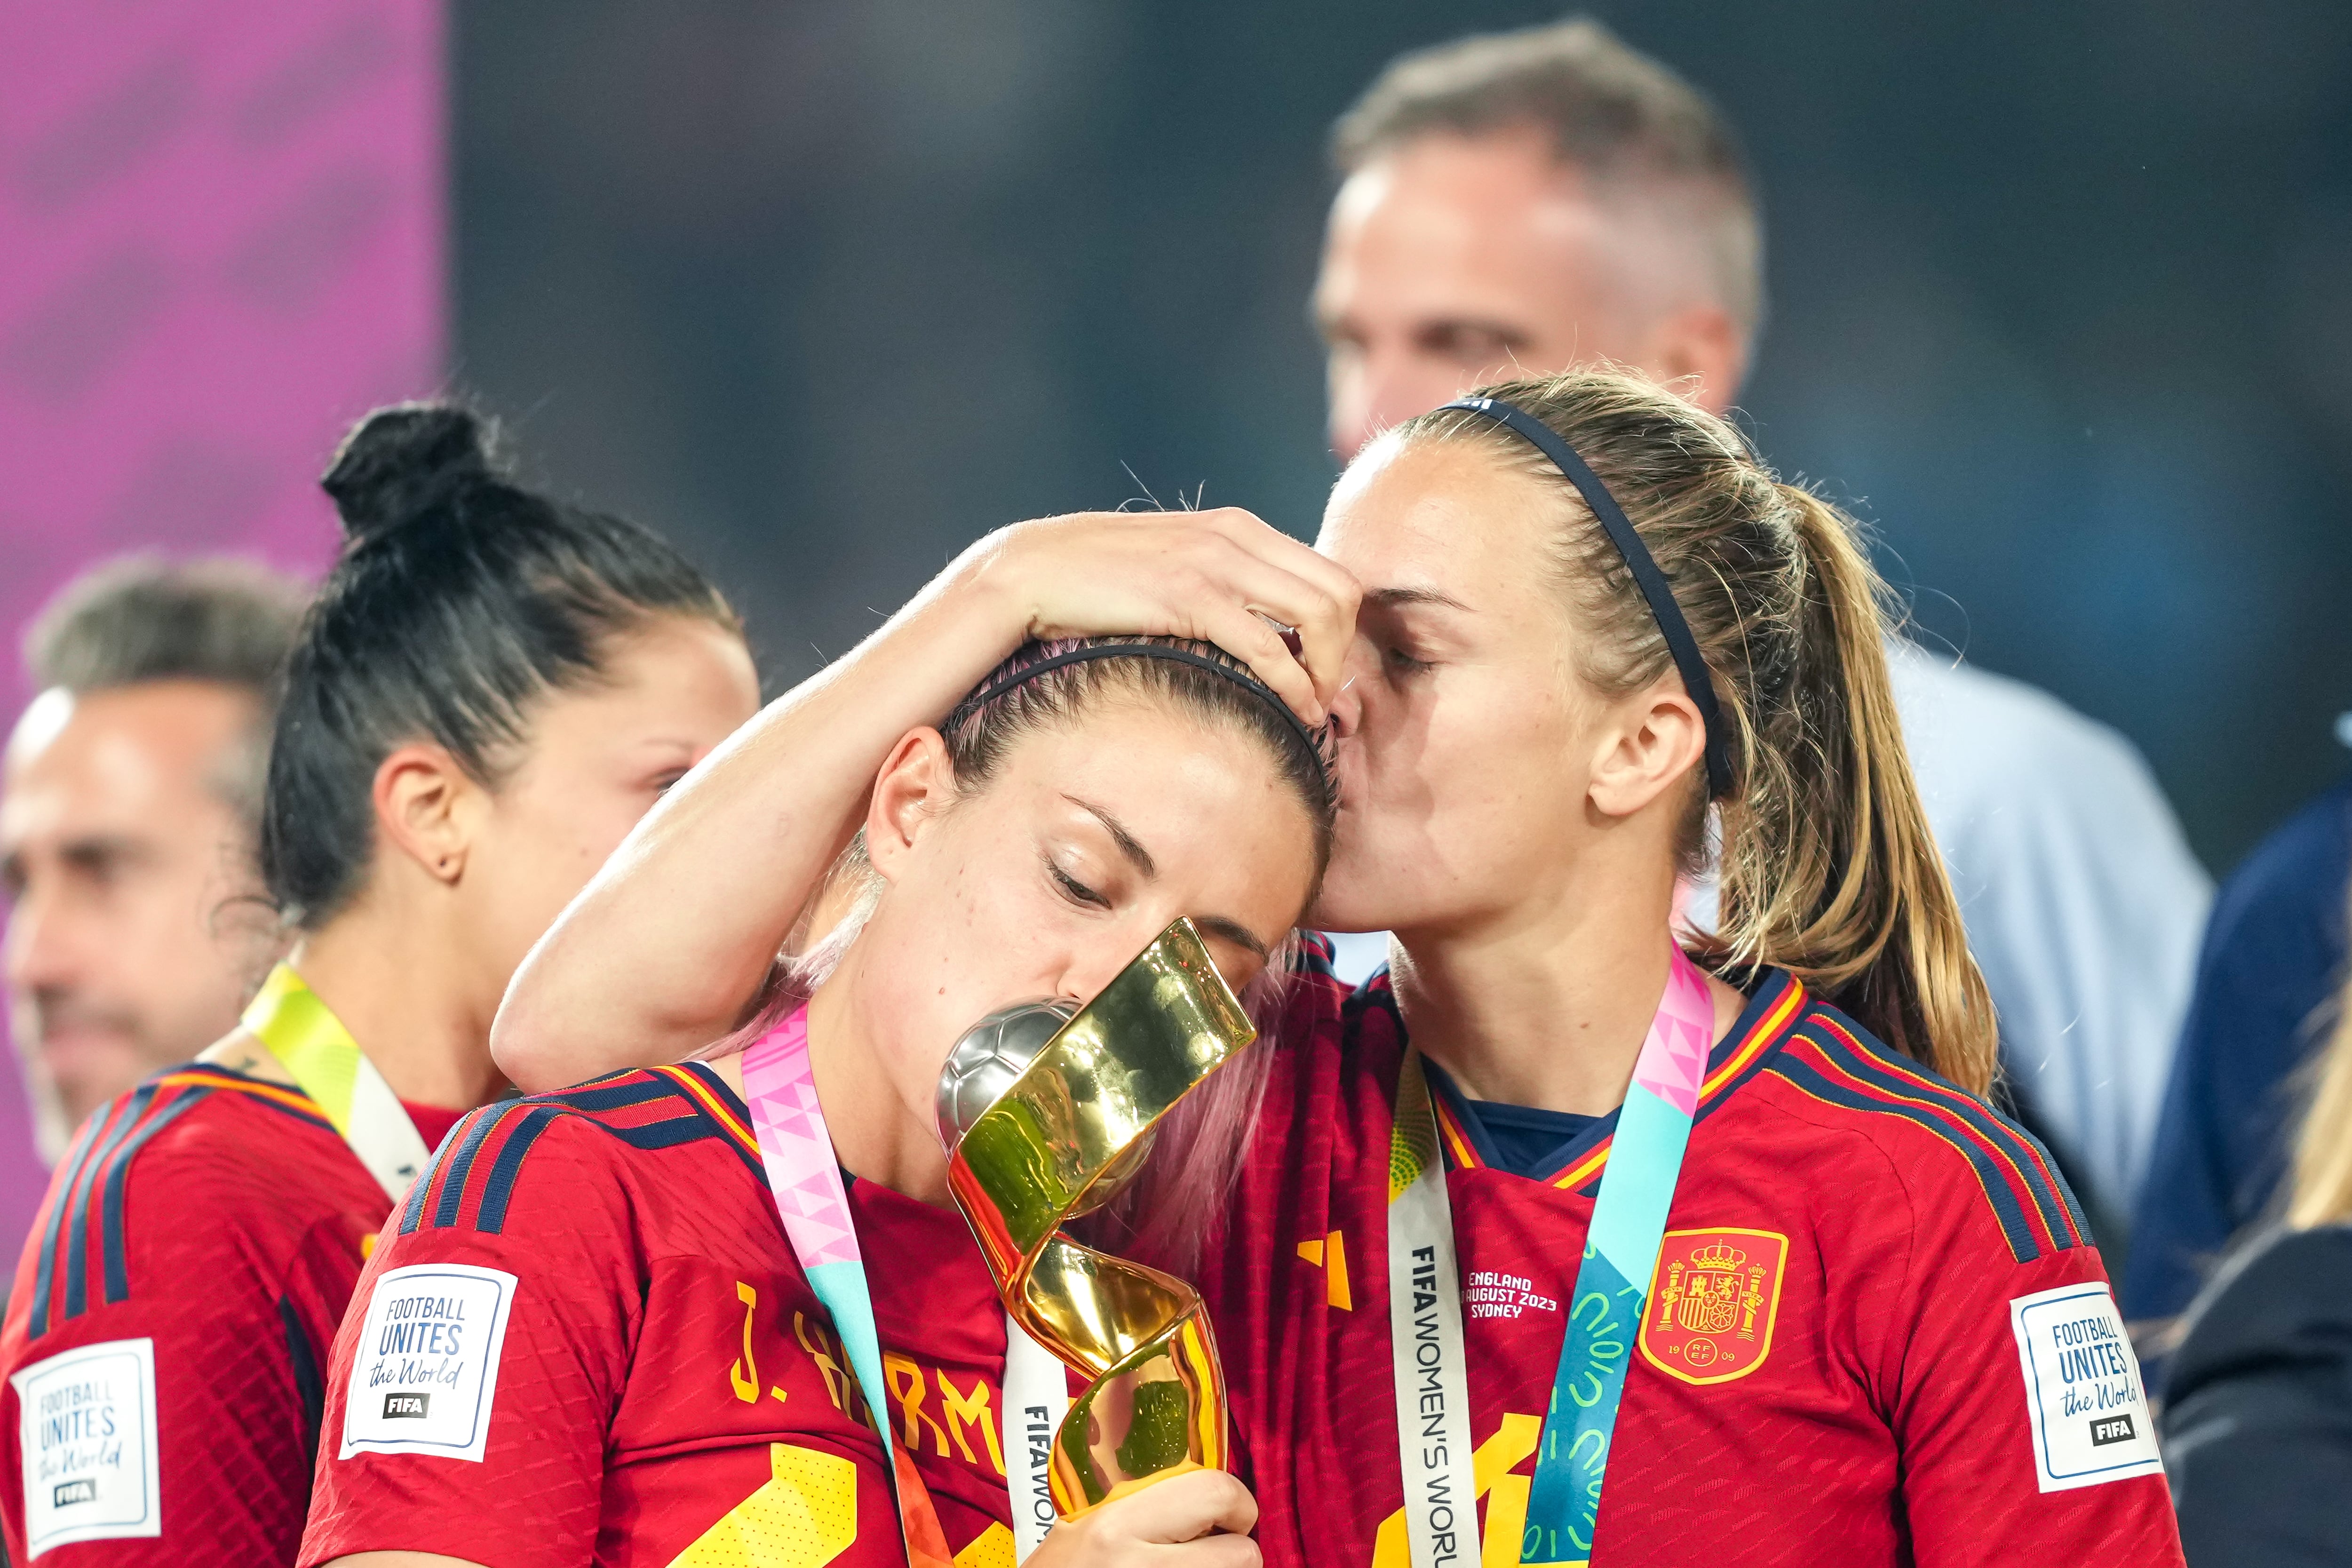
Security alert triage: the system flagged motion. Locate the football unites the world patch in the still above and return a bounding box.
[339,1263,517,1464]
[1637,1228,1788,1385]
[2007,1282,2162,1492]
[10,1336,162,1556]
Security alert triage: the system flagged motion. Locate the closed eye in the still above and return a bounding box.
[1046,856,1111,911]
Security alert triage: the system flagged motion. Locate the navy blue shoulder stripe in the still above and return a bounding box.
[544,1074,682,1113]
[403,1087,752,1235]
[1800,1021,2089,1249]
[412,1105,527,1241]
[60,1084,162,1323]
[593,1112,731,1155]
[26,1108,115,1339]
[1768,1051,2047,1263]
[398,1102,540,1236]
[96,1090,210,1309]
[431,1102,525,1229]
[473,1105,564,1235]
[24,1083,217,1337]
[240,1089,334,1135]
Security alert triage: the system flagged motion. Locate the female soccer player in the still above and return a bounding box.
[1192,376,2183,1567]
[495,368,2183,1564]
[297,637,1331,1568]
[0,405,759,1567]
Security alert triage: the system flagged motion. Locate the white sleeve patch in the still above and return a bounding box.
[338,1262,516,1464]
[2009,1281,2163,1492]
[10,1336,161,1558]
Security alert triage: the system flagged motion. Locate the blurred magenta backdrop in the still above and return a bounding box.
[0,0,446,1244]
[0,0,446,661]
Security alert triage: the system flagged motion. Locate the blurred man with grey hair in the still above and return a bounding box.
[1,558,307,1163]
[1310,17,2210,1240]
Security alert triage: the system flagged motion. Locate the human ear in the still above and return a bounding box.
[862,728,956,886]
[1586,677,1709,820]
[1637,302,1747,418]
[372,744,482,884]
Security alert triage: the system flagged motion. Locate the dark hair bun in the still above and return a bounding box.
[320,402,497,543]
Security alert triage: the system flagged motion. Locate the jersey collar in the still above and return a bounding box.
[1420,967,1808,1193]
[149,1060,338,1134]
[651,1060,763,1168]
[650,1060,893,1194]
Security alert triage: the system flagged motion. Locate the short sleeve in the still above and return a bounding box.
[299,1107,643,1568]
[1,1134,353,1566]
[1886,1170,2184,1566]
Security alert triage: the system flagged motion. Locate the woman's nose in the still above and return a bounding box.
[1324,645,1375,739]
[1060,953,1129,1007]
[1057,922,1178,1005]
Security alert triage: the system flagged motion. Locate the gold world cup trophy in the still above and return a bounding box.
[937,916,1255,1517]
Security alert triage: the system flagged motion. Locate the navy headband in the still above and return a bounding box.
[946,640,1328,765]
[1437,396,1732,797]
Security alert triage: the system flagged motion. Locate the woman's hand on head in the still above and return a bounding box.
[490,501,1353,1094]
[967,510,1362,724]
[1029,1470,1261,1568]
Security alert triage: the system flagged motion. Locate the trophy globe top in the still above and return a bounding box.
[936,999,1077,1149]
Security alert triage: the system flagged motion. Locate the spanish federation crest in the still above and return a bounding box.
[1637,1227,1789,1385]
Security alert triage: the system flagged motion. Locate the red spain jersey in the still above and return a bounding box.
[1207,960,2186,1567]
[0,1064,452,1565]
[299,1063,1026,1568]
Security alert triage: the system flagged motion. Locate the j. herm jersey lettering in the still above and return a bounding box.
[301,1065,1033,1568]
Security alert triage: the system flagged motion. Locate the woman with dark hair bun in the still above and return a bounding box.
[0,403,760,1568]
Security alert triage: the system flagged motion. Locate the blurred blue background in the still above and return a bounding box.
[457,0,2352,872]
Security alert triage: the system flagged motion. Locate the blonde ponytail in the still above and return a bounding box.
[1723,488,1996,1090]
[1404,369,1997,1093]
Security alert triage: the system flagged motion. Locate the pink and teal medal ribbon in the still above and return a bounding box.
[1519,943,1715,1566]
[741,1006,955,1568]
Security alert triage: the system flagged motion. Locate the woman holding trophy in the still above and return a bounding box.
[489,367,2182,1564]
[301,637,1332,1568]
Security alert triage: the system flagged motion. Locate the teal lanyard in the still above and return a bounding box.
[1523,946,1715,1563]
[1386,944,1716,1568]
